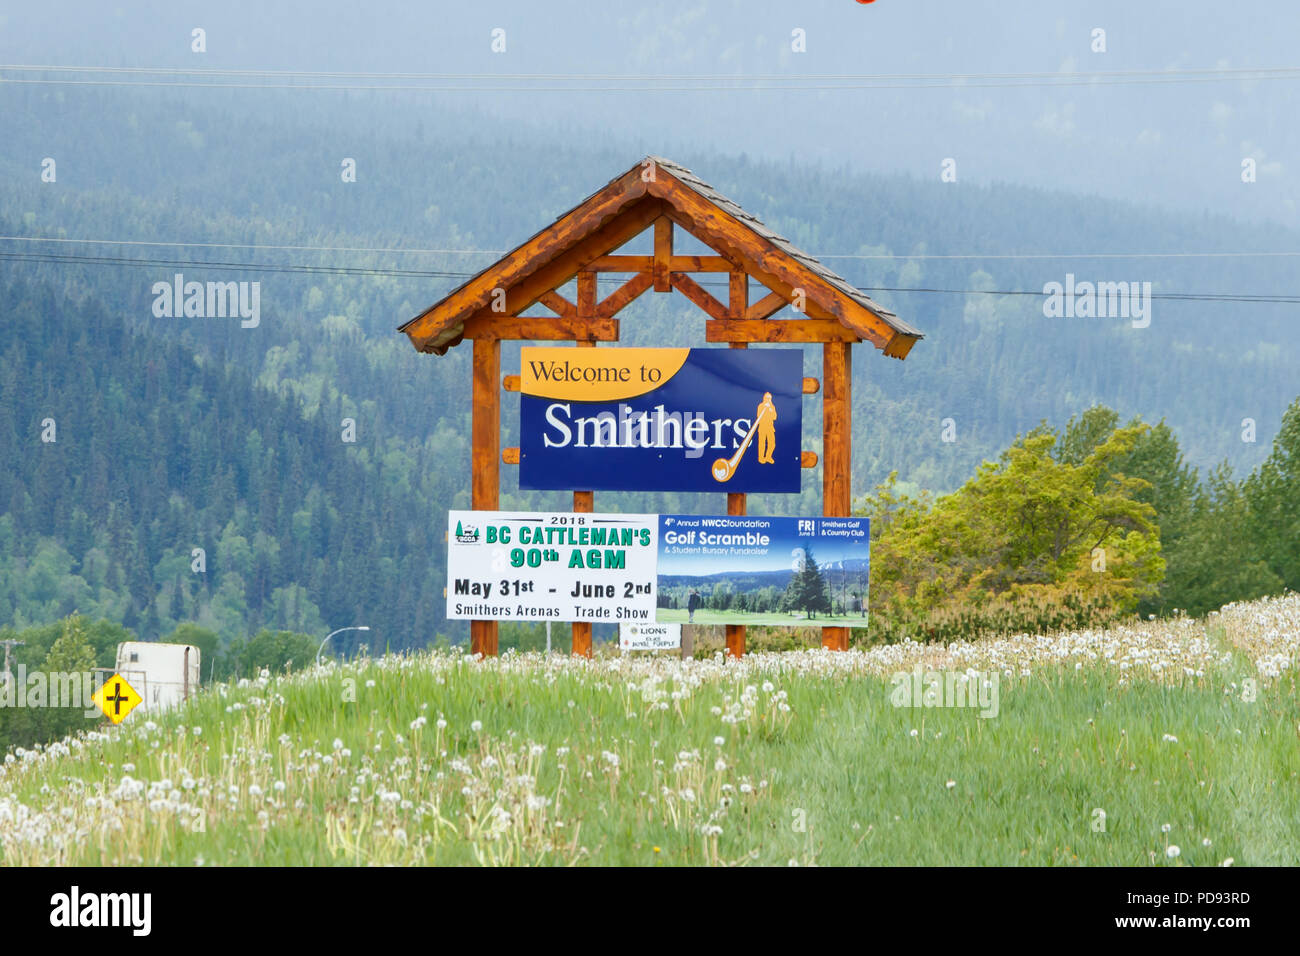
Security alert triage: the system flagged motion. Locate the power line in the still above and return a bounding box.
[857,284,1300,304]
[11,64,1300,80]
[5,235,1300,262]
[2,63,1299,93]
[0,235,501,256]
[0,250,464,279]
[4,248,1298,305]
[2,77,1291,94]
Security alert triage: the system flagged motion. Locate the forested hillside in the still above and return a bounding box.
[1,83,1297,650]
[0,278,450,648]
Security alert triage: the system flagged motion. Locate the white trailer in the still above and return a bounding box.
[114,642,201,716]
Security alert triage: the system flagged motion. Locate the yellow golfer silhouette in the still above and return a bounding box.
[711,392,777,482]
[757,392,777,464]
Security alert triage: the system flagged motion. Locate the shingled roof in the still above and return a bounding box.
[398,155,923,359]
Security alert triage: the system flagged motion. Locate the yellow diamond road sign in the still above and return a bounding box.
[93,674,143,724]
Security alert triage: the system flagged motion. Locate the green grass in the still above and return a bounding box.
[1,625,1296,866]
[658,608,871,628]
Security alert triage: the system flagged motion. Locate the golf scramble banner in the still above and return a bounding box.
[656,514,870,628]
[518,347,803,492]
[446,510,869,629]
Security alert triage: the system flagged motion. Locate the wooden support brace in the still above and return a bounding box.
[653,217,673,292]
[596,272,654,317]
[670,273,729,322]
[746,290,788,321]
[577,271,596,317]
[538,290,576,318]
[729,272,748,319]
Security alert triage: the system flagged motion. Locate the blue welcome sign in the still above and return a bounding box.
[518,347,803,492]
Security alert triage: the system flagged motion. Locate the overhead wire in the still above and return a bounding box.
[2,63,1299,92]
[5,235,1300,261]
[3,247,1298,305]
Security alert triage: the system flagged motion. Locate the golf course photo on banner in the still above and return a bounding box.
[656,514,870,628]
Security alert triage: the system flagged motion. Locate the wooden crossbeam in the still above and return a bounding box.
[587,254,734,272]
[705,318,860,343]
[670,272,729,322]
[588,255,650,272]
[463,316,619,341]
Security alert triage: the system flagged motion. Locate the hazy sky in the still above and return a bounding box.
[4,1,1298,228]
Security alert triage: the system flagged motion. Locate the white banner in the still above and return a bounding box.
[446,511,658,623]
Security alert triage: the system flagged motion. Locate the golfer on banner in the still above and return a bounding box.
[710,389,779,482]
[756,392,777,464]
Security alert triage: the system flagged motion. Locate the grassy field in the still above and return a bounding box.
[657,608,871,627]
[1,594,1297,866]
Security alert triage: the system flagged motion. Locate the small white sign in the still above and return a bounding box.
[620,622,681,651]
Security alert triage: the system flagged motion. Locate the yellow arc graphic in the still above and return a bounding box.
[520,347,690,401]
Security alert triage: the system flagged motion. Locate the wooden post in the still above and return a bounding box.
[726,280,749,659]
[725,492,746,658]
[572,319,597,658]
[572,487,594,657]
[822,340,851,652]
[471,338,500,657]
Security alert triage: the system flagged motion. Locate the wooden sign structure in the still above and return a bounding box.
[399,156,923,658]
